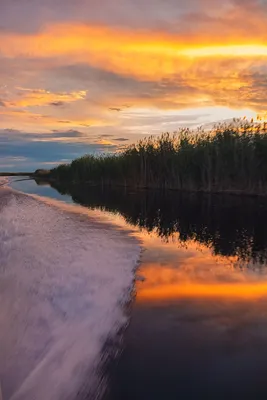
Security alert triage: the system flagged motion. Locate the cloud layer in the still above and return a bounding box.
[0,0,267,168]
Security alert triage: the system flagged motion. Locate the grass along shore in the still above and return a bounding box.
[50,120,267,195]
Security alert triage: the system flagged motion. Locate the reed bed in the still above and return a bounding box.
[50,120,267,195]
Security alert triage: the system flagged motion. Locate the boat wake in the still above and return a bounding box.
[0,185,140,400]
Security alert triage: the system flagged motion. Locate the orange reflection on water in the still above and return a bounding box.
[62,207,267,304]
[136,236,267,303]
[138,280,267,301]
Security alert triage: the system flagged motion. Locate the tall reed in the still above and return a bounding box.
[50,120,267,195]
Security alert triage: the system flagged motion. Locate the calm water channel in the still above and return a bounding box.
[9,178,267,399]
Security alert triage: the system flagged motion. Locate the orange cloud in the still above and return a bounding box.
[5,88,87,108]
[1,23,267,81]
[0,107,112,132]
[1,22,267,114]
[96,138,115,145]
[2,11,267,133]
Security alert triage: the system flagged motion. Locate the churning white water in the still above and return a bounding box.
[0,185,140,400]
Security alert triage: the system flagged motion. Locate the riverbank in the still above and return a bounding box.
[49,121,267,196]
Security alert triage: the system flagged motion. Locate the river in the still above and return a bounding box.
[5,178,267,399]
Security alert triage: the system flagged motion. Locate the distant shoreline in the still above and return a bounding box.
[0,173,34,177]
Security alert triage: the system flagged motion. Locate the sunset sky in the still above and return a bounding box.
[1,0,267,170]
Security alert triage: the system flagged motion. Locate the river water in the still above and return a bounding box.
[7,178,267,399]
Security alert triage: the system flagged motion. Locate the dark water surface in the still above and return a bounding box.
[10,178,267,399]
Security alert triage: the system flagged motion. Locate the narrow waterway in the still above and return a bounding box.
[9,178,267,399]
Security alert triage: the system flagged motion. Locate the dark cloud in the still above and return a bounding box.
[113,137,129,141]
[0,128,84,141]
[109,107,121,112]
[2,0,267,39]
[0,100,6,107]
[0,0,214,33]
[0,129,118,172]
[50,129,84,138]
[99,134,114,138]
[50,101,65,106]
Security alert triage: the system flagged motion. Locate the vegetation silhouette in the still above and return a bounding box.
[50,120,267,195]
[41,180,267,265]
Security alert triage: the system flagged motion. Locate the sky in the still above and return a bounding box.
[1,0,267,171]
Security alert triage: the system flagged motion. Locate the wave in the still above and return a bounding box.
[0,186,140,400]
[0,177,9,187]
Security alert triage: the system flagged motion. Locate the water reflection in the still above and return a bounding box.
[14,179,267,398]
[31,180,267,303]
[45,181,267,264]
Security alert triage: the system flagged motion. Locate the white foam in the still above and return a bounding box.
[0,177,8,187]
[0,187,140,400]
